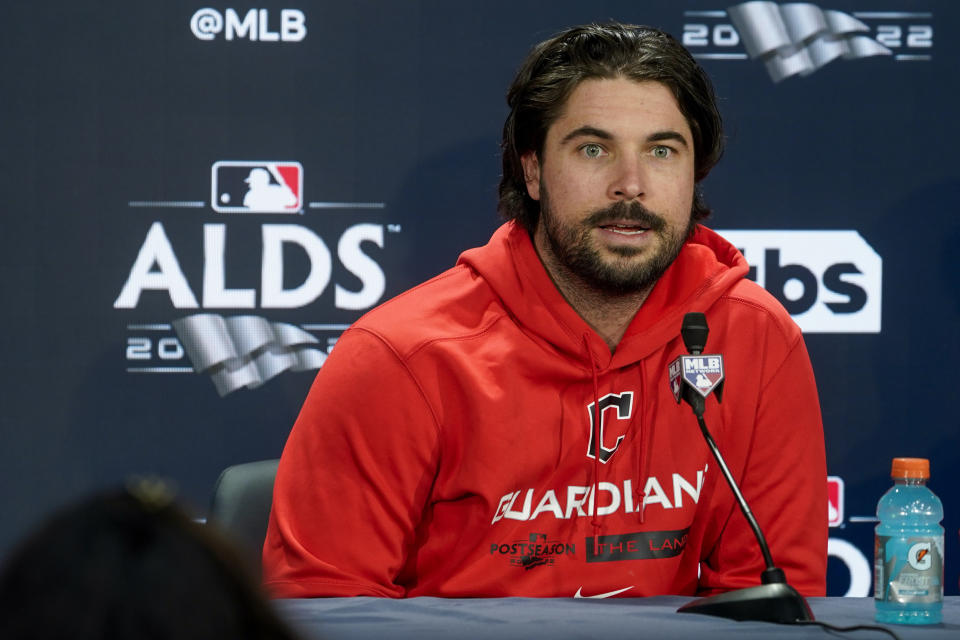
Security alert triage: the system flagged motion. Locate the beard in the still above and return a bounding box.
[538,185,695,296]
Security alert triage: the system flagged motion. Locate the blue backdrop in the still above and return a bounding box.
[1,1,957,597]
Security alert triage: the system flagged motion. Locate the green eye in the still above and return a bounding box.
[582,144,604,158]
[652,146,671,158]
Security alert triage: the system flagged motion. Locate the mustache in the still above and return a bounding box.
[584,201,667,232]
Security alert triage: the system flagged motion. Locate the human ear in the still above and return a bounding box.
[520,152,541,201]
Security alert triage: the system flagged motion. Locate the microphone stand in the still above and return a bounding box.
[674,314,813,623]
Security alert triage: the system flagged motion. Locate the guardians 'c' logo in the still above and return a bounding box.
[586,392,634,464]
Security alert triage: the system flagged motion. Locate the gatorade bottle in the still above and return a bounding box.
[875,457,944,624]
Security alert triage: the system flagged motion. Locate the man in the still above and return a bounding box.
[263,23,827,599]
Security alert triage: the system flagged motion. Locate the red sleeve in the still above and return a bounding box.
[262,328,440,597]
[698,335,828,597]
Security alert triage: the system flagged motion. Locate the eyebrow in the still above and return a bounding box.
[560,126,690,148]
[560,126,612,144]
[648,130,690,148]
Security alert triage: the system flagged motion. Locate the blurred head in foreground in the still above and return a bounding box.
[0,479,299,640]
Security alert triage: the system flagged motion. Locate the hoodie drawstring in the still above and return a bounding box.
[583,334,603,556]
[583,335,653,551]
[635,365,648,523]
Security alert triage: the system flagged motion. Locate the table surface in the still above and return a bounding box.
[275,596,960,640]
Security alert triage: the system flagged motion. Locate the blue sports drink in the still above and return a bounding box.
[875,457,944,624]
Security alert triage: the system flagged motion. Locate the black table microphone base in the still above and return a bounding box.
[677,582,814,623]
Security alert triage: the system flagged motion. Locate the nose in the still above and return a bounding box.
[607,155,646,201]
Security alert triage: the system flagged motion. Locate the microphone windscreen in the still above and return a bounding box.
[681,312,709,354]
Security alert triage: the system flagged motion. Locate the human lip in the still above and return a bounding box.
[596,221,652,236]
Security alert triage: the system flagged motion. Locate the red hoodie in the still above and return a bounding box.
[263,222,827,598]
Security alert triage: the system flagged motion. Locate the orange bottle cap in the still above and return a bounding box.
[891,457,930,479]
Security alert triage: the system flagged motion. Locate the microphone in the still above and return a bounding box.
[673,312,813,624]
[668,314,725,419]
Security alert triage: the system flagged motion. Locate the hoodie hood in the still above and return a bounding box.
[457,221,749,370]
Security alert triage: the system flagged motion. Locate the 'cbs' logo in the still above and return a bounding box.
[717,230,882,334]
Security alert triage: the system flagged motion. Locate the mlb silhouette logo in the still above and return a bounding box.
[681,355,724,398]
[211,161,303,213]
[827,476,844,527]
